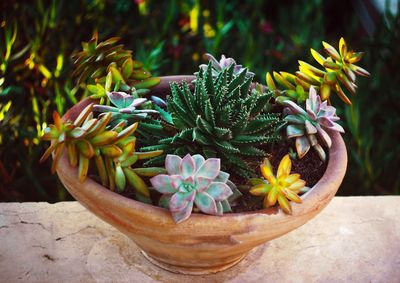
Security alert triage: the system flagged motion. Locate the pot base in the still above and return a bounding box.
[141,251,246,275]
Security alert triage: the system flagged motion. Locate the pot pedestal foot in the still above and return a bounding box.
[140,250,246,275]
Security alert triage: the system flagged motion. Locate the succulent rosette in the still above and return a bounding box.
[266,38,370,105]
[249,154,308,214]
[283,86,344,161]
[198,53,255,78]
[93,91,159,126]
[150,154,234,223]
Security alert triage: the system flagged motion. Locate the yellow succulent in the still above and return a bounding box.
[266,38,370,106]
[249,154,306,214]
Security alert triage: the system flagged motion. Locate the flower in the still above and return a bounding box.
[249,154,307,214]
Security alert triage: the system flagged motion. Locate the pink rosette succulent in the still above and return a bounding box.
[150,154,233,223]
[283,86,345,161]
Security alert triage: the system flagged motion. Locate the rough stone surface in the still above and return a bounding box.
[0,196,399,283]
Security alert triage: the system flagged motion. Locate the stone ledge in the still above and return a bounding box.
[0,196,399,282]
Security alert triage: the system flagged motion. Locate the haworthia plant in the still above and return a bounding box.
[140,62,283,178]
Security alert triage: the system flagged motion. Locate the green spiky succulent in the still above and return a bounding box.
[266,37,370,105]
[40,104,165,201]
[141,62,283,178]
[72,33,160,104]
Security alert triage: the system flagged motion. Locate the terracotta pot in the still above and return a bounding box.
[57,76,347,275]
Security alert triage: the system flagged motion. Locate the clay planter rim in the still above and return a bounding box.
[56,75,347,274]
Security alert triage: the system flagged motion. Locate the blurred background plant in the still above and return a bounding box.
[0,0,399,201]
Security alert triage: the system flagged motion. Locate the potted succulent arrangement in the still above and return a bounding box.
[40,34,369,274]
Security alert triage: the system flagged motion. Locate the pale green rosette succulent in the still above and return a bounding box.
[93,91,160,126]
[150,154,235,223]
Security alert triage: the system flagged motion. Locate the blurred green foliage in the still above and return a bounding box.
[0,0,399,201]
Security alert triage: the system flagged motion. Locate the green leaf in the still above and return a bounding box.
[192,128,212,145]
[227,86,241,101]
[217,104,232,125]
[214,127,232,140]
[215,141,240,153]
[154,104,173,124]
[170,100,195,128]
[202,147,217,159]
[233,135,273,144]
[143,155,166,167]
[132,167,166,176]
[123,168,150,197]
[134,77,161,89]
[250,94,271,115]
[205,61,215,95]
[87,84,98,93]
[115,165,126,192]
[227,68,247,93]
[180,82,197,115]
[122,58,133,78]
[196,116,214,135]
[177,128,194,141]
[231,107,249,133]
[220,200,232,213]
[105,71,112,92]
[120,155,139,167]
[225,64,235,81]
[204,99,216,127]
[213,78,227,109]
[222,153,251,171]
[239,76,253,97]
[240,146,266,156]
[139,122,166,136]
[244,114,280,134]
[131,70,151,80]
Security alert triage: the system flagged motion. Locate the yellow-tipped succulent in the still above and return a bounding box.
[72,33,160,104]
[266,37,370,105]
[40,104,165,201]
[249,154,307,214]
